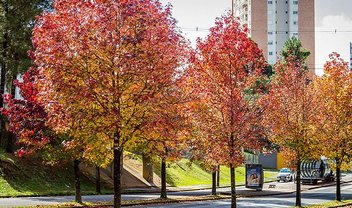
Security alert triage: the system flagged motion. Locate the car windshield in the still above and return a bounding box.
[279,169,290,173]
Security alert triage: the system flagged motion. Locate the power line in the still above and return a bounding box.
[179,27,352,33]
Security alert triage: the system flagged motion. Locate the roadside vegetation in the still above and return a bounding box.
[153,158,277,187]
[15,199,352,208]
[0,149,277,197]
[304,200,352,208]
[0,150,111,197]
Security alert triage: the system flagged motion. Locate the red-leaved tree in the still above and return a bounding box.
[190,14,266,208]
[32,1,188,207]
[2,66,50,156]
[2,65,89,203]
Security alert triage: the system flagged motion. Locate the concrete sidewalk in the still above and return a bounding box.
[125,173,352,196]
[0,174,351,207]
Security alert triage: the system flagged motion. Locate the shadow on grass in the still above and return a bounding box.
[0,153,112,197]
[153,160,177,187]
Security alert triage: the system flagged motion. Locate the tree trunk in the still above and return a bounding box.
[295,158,301,207]
[160,158,167,199]
[0,22,8,149]
[5,75,16,153]
[6,132,15,153]
[217,165,220,187]
[74,159,82,203]
[212,169,216,195]
[113,132,123,208]
[230,164,236,208]
[142,153,154,184]
[96,166,101,195]
[336,163,341,201]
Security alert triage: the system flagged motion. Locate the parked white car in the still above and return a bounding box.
[277,168,294,182]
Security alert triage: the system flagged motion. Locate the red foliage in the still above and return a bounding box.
[190,14,266,167]
[32,1,189,206]
[2,66,52,156]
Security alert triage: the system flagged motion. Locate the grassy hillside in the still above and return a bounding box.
[0,150,277,197]
[0,150,111,197]
[153,158,278,187]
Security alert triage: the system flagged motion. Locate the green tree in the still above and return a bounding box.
[0,0,51,152]
[281,37,310,64]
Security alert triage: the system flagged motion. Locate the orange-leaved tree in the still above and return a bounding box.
[313,53,352,201]
[190,14,266,208]
[33,1,188,207]
[131,70,192,199]
[261,39,320,207]
[1,64,104,203]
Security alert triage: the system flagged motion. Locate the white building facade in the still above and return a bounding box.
[234,0,315,76]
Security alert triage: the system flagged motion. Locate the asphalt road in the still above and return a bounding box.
[134,183,352,208]
[0,182,351,207]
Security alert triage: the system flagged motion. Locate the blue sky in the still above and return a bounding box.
[160,0,352,75]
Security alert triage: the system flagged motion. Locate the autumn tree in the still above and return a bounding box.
[313,53,352,201]
[1,65,103,203]
[190,14,266,208]
[2,66,52,157]
[0,0,51,152]
[143,104,189,199]
[261,39,319,207]
[33,1,188,207]
[131,68,192,199]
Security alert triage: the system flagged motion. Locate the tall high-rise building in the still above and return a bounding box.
[350,42,352,71]
[234,0,315,76]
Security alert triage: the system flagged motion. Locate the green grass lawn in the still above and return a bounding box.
[0,150,111,197]
[153,158,278,187]
[0,149,277,197]
[303,200,352,208]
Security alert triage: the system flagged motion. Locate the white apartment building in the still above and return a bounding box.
[234,0,315,76]
[350,42,352,70]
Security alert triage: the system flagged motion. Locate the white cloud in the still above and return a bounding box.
[316,13,352,75]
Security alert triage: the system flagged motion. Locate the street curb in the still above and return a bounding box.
[305,180,352,191]
[120,196,232,207]
[123,180,277,195]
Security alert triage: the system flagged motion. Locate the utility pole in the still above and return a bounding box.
[231,0,234,17]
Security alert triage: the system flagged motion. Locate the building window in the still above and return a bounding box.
[268,31,273,35]
[268,0,273,4]
[286,21,288,24]
[293,1,298,5]
[293,11,298,14]
[268,41,273,45]
[293,32,298,36]
[269,52,273,55]
[293,21,297,25]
